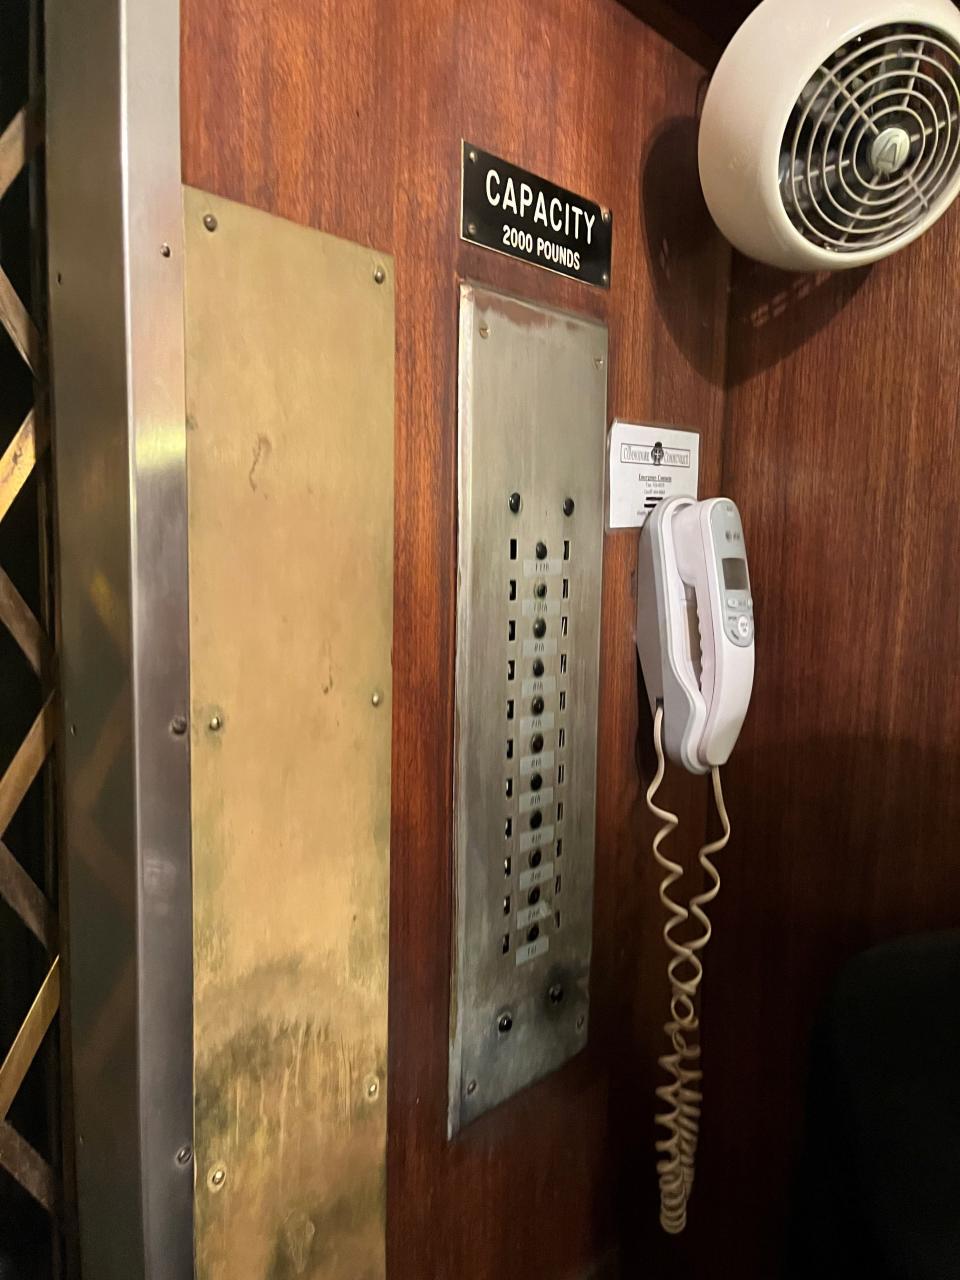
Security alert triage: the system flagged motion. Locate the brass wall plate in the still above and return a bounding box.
[449,283,607,1134]
[184,188,394,1279]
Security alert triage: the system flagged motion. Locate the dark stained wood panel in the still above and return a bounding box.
[685,209,960,1277]
[181,1,730,1276]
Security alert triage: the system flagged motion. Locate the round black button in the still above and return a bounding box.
[535,582,547,599]
[531,696,545,715]
[529,849,542,868]
[530,773,542,791]
[532,618,546,638]
[529,810,543,830]
[527,924,540,943]
[532,659,544,677]
[508,492,522,514]
[562,497,575,517]
[528,886,541,905]
[535,542,548,560]
[531,732,544,752]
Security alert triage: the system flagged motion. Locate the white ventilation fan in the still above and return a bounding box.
[698,0,960,270]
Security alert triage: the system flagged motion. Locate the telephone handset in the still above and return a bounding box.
[636,496,754,772]
[635,496,755,1235]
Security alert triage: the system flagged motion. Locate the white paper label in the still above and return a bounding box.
[607,419,699,530]
[515,936,549,966]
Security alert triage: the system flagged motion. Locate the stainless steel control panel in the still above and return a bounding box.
[448,283,607,1135]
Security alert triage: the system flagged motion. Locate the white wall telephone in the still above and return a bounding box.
[636,496,754,772]
[635,496,755,1235]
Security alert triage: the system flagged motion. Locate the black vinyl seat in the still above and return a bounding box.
[788,931,960,1279]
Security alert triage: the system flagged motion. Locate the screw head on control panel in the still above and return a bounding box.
[548,983,565,1006]
[508,491,522,514]
[169,715,188,736]
[208,714,223,732]
[535,541,548,560]
[497,1012,513,1035]
[373,264,386,284]
[466,1079,478,1095]
[203,213,218,232]
[562,497,575,517]
[176,1145,192,1166]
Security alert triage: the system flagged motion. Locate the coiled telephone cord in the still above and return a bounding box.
[644,704,730,1234]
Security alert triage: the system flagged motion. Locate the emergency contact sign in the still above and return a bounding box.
[461,142,612,287]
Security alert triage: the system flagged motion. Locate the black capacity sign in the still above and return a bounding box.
[461,142,612,288]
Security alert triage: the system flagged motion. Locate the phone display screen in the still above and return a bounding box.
[722,557,749,591]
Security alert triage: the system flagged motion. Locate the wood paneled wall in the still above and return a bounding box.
[183,2,960,1276]
[678,210,960,1278]
[181,1,729,1277]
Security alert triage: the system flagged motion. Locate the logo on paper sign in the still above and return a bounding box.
[620,443,691,468]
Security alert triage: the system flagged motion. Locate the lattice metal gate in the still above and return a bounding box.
[0,0,69,1276]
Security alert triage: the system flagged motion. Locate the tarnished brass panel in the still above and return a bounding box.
[183,188,394,1280]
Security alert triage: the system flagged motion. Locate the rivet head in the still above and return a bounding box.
[601,271,609,285]
[208,1164,226,1190]
[594,356,605,369]
[203,213,218,232]
[208,714,223,732]
[468,148,478,163]
[466,1079,478,1095]
[467,222,478,236]
[373,264,386,284]
[602,208,611,224]
[508,491,522,514]
[176,1145,192,1166]
[497,1012,513,1034]
[364,1074,380,1101]
[371,690,383,707]
[170,715,188,736]
[160,243,172,258]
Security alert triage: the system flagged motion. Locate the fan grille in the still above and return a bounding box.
[780,24,960,254]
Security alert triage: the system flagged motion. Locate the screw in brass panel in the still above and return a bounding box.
[466,1079,478,1095]
[373,264,386,284]
[160,243,172,258]
[203,213,218,232]
[479,324,490,339]
[170,715,188,736]
[208,714,223,732]
[176,1146,192,1166]
[208,1164,226,1191]
[371,690,383,707]
[364,1074,380,1102]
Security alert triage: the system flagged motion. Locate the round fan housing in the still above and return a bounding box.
[698,0,960,270]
